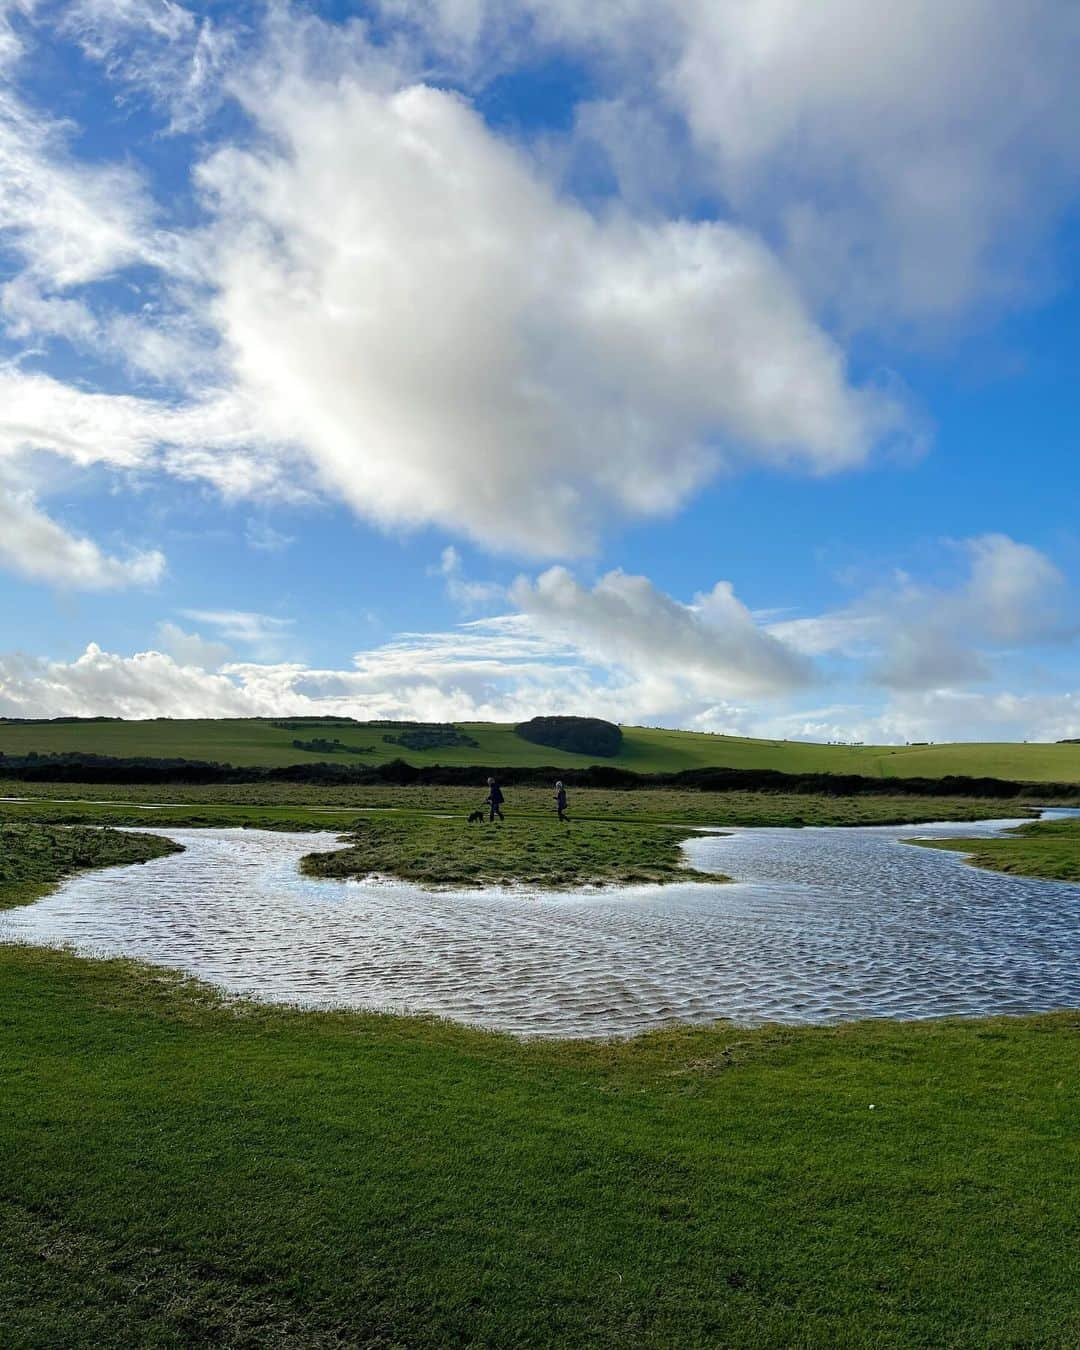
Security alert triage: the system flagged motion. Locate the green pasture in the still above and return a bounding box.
[0,943,1074,1347]
[3,717,1080,780]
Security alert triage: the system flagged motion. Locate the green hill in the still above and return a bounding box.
[2,718,1079,782]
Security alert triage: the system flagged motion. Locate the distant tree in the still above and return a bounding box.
[515,716,623,758]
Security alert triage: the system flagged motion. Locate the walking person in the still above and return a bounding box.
[554,780,568,823]
[485,776,505,823]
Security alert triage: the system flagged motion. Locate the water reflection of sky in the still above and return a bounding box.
[3,813,1078,1039]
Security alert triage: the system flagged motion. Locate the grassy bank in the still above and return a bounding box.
[0,823,182,911]
[3,716,1080,780]
[0,943,1075,1348]
[913,815,1080,882]
[301,813,716,888]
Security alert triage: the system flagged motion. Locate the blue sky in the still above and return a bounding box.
[0,0,1078,741]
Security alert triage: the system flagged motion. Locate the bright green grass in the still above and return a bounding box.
[912,815,1080,882]
[0,945,1076,1348]
[3,717,1080,780]
[2,822,1077,1346]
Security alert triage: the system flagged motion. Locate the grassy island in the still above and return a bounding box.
[913,814,1080,882]
[300,812,718,888]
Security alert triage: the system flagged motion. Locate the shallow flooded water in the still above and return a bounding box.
[3,812,1078,1038]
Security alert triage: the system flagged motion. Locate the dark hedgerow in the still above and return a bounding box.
[0,749,1077,801]
[515,716,624,758]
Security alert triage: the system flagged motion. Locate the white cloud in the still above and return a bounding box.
[0,275,98,344]
[0,58,154,288]
[191,57,889,554]
[961,534,1065,644]
[511,566,813,697]
[663,0,1080,324]
[178,608,295,661]
[878,689,1080,746]
[0,7,901,571]
[244,518,293,553]
[156,621,230,670]
[0,563,814,722]
[389,1,1080,326]
[63,0,237,132]
[434,545,505,611]
[4,625,1077,744]
[0,643,255,719]
[760,690,1080,750]
[767,534,1069,692]
[0,481,165,588]
[1,538,1076,738]
[0,367,296,501]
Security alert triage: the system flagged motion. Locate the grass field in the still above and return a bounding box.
[0,782,1038,846]
[0,780,1039,892]
[913,815,1080,882]
[3,717,1080,781]
[0,944,1076,1347]
[2,806,1077,1346]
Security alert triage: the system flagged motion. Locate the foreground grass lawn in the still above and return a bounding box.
[1,831,1077,1346]
[1,947,1076,1349]
[913,814,1080,882]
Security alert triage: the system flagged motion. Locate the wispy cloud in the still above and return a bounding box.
[0,479,164,589]
[179,609,294,660]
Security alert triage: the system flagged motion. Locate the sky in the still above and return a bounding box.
[0,0,1078,742]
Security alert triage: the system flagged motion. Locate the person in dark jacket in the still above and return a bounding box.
[485,776,505,822]
[554,780,568,822]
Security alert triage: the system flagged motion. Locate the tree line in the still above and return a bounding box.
[0,750,1075,798]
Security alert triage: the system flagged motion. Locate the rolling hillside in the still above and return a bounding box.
[2,718,1079,782]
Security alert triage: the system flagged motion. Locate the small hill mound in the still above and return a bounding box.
[515,716,623,759]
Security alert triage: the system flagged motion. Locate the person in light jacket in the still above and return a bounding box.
[554,780,568,823]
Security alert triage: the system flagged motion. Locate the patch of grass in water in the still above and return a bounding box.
[301,812,718,887]
[911,815,1080,882]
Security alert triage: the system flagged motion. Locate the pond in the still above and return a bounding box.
[2,812,1078,1038]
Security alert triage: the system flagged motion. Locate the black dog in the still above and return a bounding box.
[467,809,486,824]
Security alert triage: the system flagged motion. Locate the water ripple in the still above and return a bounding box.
[2,813,1078,1037]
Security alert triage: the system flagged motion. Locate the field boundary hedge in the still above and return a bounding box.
[1,751,1077,798]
